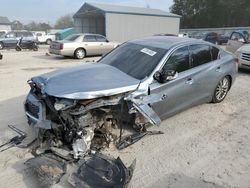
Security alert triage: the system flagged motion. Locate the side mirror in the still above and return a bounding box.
[153,70,178,83]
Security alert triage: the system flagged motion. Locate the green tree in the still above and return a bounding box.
[54,14,74,29]
[24,21,51,31]
[170,0,250,28]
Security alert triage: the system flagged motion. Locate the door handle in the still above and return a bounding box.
[216,66,222,72]
[100,43,104,46]
[185,78,193,85]
[161,94,168,100]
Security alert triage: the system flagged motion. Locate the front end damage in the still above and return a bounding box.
[24,77,162,187]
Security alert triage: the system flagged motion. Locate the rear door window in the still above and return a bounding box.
[95,35,107,42]
[163,46,190,73]
[83,35,96,42]
[190,44,212,67]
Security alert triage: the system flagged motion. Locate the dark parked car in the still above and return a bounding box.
[201,32,219,44]
[218,33,230,45]
[0,30,37,50]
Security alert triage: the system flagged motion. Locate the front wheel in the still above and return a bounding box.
[33,45,38,51]
[74,48,86,59]
[16,46,22,51]
[212,76,231,103]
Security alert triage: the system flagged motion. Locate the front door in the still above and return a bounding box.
[3,32,17,48]
[149,46,197,119]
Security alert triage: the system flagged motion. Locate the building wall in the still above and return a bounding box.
[74,17,105,35]
[105,13,180,42]
[0,25,11,31]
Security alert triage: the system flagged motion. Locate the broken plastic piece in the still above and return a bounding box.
[25,152,66,187]
[69,153,136,188]
[116,130,164,150]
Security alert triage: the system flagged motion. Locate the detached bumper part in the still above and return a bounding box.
[69,153,136,188]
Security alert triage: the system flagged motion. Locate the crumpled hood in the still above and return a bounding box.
[31,63,140,99]
[237,44,250,53]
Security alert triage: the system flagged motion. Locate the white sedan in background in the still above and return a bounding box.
[49,33,119,59]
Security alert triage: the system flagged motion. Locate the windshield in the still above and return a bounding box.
[65,34,81,41]
[100,42,167,80]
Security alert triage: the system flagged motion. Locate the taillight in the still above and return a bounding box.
[59,43,64,50]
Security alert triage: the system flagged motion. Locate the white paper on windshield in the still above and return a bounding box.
[140,48,157,56]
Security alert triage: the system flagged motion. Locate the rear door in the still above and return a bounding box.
[82,35,100,55]
[189,44,221,102]
[96,35,114,55]
[150,45,197,119]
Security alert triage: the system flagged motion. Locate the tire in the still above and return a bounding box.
[74,48,86,59]
[212,76,231,103]
[0,42,4,50]
[33,46,38,51]
[46,39,52,45]
[15,46,21,51]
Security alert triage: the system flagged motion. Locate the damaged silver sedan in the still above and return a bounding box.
[24,36,237,186]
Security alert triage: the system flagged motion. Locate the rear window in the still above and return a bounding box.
[65,34,81,41]
[96,35,107,42]
[83,35,96,42]
[190,44,212,67]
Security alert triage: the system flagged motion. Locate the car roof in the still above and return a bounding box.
[129,36,203,50]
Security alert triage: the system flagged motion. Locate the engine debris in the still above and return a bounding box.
[0,125,26,152]
[116,130,164,150]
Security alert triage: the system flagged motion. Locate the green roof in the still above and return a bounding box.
[74,2,181,18]
[0,16,11,25]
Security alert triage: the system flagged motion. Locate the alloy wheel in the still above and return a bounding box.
[215,77,230,101]
[75,49,85,59]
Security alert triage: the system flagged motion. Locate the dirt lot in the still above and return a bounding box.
[0,48,250,188]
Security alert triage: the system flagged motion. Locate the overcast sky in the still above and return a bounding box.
[1,0,173,25]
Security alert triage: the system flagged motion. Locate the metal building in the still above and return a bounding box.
[0,16,11,32]
[73,3,181,42]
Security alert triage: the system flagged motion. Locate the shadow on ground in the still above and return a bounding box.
[148,173,225,188]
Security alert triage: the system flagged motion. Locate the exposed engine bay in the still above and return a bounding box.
[22,74,164,187]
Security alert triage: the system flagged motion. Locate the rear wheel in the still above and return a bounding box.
[212,76,231,103]
[0,42,4,50]
[74,48,86,59]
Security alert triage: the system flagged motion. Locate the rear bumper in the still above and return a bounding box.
[49,48,74,57]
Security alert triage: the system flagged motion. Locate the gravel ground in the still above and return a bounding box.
[0,48,250,188]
